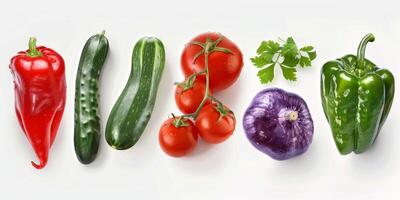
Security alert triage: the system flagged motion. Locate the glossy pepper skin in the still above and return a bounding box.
[10,38,66,169]
[321,34,394,155]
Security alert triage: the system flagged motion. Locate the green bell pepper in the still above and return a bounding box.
[321,33,395,155]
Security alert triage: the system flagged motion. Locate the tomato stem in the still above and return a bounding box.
[191,53,210,119]
[178,34,233,120]
[209,95,232,122]
[174,70,206,91]
[172,115,189,127]
[189,70,206,78]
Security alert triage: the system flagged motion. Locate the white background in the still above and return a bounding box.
[1,0,400,199]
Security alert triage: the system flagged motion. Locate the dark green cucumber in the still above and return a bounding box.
[74,31,109,164]
[105,37,165,150]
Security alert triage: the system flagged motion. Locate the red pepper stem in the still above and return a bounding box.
[27,37,42,57]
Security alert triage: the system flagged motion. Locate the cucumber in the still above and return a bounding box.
[105,37,165,150]
[74,31,109,164]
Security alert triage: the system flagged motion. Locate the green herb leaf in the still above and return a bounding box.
[267,41,281,53]
[257,64,275,84]
[300,46,314,52]
[250,56,268,68]
[300,46,317,61]
[256,41,269,54]
[308,51,317,61]
[250,37,316,84]
[299,56,312,67]
[261,52,274,63]
[282,54,299,68]
[281,37,298,56]
[281,65,297,81]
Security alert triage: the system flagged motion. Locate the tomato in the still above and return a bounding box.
[159,118,198,157]
[195,104,236,144]
[181,32,243,92]
[175,78,211,114]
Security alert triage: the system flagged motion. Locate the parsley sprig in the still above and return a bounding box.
[250,37,316,84]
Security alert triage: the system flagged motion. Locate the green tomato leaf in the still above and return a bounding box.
[257,64,275,84]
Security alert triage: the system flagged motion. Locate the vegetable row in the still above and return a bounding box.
[9,32,394,169]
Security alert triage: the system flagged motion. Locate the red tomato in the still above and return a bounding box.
[181,32,243,92]
[195,104,236,144]
[175,78,211,114]
[159,118,198,157]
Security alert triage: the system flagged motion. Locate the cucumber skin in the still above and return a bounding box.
[105,37,165,150]
[74,32,109,164]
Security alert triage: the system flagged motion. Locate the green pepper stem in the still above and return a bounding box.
[356,33,375,70]
[27,37,42,57]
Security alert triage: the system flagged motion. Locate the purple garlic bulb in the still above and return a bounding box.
[243,88,314,160]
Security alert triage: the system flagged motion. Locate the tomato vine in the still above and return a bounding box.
[172,34,233,126]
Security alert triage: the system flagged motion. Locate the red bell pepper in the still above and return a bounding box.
[10,37,66,169]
